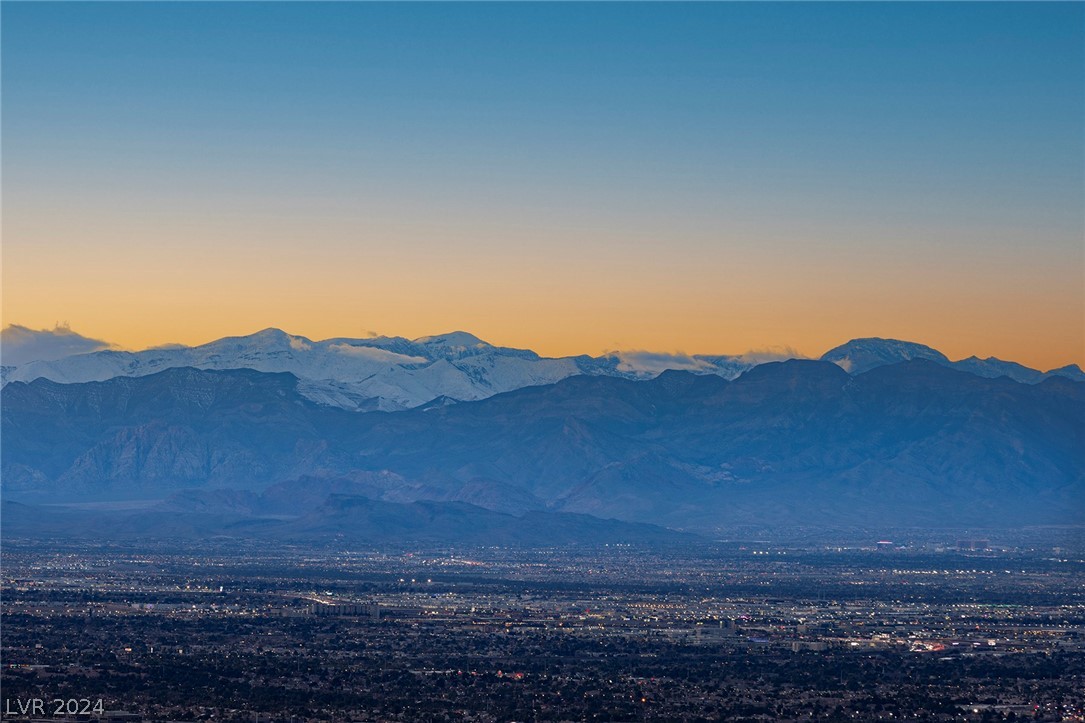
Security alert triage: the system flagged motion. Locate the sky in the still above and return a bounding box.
[3,2,1083,369]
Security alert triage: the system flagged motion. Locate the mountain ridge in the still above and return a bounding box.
[4,359,1080,532]
[1,329,758,412]
[1,495,693,545]
[820,337,1085,384]
[4,329,1081,413]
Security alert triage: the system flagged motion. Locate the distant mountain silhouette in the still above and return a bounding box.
[1,495,690,545]
[3,359,1081,533]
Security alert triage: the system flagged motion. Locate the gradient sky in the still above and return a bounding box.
[3,2,1083,369]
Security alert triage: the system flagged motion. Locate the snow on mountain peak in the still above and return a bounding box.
[413,331,490,348]
[246,328,293,344]
[818,338,1083,384]
[820,338,949,374]
[3,327,1079,414]
[209,328,300,353]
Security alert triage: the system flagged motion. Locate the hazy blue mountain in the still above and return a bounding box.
[0,368,331,495]
[3,360,1081,532]
[274,495,694,545]
[1041,363,1085,382]
[1,496,690,545]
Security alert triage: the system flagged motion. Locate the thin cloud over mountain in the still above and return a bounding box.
[736,345,808,365]
[328,343,428,365]
[0,323,115,366]
[609,350,718,376]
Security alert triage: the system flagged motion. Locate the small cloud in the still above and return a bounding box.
[609,350,716,376]
[1,323,115,366]
[289,336,312,351]
[736,345,806,365]
[329,343,427,365]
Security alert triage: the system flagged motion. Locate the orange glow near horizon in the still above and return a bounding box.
[4,219,1082,371]
[4,2,1082,374]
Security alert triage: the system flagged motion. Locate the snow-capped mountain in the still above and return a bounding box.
[821,338,1085,383]
[948,357,1085,384]
[820,338,949,374]
[1,329,758,411]
[4,330,1079,412]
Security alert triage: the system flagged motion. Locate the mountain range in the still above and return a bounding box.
[4,329,1081,413]
[820,337,1085,383]
[0,496,691,546]
[3,344,1081,538]
[0,329,756,412]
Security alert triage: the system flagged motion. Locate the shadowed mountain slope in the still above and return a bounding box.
[3,360,1082,531]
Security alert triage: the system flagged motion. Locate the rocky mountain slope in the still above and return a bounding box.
[4,360,1080,531]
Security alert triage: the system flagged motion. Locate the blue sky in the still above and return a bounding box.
[3,2,1083,367]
